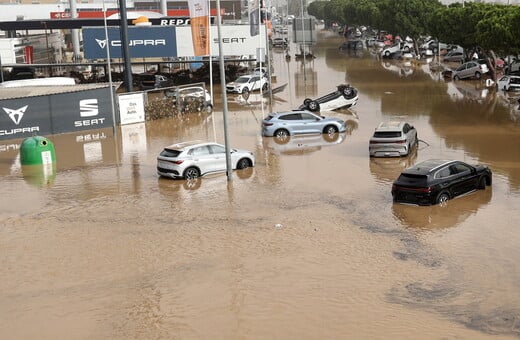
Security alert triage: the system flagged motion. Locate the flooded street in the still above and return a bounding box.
[2,29,520,339]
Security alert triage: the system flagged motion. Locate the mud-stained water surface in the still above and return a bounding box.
[2,29,520,339]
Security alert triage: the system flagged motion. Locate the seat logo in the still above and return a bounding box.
[2,105,28,125]
[80,99,98,117]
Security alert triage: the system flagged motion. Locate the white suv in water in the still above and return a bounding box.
[369,121,418,157]
[226,74,269,94]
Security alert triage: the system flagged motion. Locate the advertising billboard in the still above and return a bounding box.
[83,26,177,59]
[0,87,114,141]
[176,25,267,57]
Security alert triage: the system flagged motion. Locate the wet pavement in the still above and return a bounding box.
[1,29,520,339]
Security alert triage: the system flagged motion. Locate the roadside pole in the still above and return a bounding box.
[216,0,233,181]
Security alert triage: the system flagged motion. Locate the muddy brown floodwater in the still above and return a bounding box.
[2,28,520,339]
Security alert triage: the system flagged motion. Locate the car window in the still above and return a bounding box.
[279,113,301,120]
[398,173,428,186]
[209,145,225,154]
[373,131,401,138]
[190,146,211,156]
[435,167,451,179]
[160,149,181,158]
[252,76,260,82]
[450,163,471,174]
[300,113,318,120]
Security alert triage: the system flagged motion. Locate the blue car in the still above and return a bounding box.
[261,110,347,140]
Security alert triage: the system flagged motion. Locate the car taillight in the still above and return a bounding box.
[415,187,432,193]
[263,122,273,126]
[172,160,184,165]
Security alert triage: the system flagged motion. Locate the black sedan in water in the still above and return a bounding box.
[391,159,492,206]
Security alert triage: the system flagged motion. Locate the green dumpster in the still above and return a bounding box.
[20,136,56,166]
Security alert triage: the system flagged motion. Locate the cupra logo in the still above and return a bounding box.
[2,105,28,125]
[96,39,108,49]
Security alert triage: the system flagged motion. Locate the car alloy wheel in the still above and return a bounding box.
[237,158,251,169]
[274,129,290,141]
[324,125,338,135]
[436,192,450,206]
[308,100,320,112]
[184,167,200,180]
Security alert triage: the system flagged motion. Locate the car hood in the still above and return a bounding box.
[474,164,491,174]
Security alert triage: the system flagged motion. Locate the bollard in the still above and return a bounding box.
[20,136,56,166]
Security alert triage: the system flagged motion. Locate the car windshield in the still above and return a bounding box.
[398,173,428,187]
[160,149,181,157]
[235,77,250,84]
[373,131,402,138]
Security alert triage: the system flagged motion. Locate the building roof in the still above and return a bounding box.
[0,82,120,100]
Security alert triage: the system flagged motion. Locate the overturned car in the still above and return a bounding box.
[299,84,358,112]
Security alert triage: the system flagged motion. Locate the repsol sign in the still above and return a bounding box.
[83,26,177,59]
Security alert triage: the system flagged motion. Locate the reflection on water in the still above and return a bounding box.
[392,187,493,230]
[369,146,418,184]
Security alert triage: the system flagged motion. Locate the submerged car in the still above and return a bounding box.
[452,61,489,80]
[391,159,492,206]
[443,50,465,63]
[298,84,358,112]
[139,74,173,90]
[261,110,347,138]
[226,74,269,94]
[157,141,255,179]
[165,85,213,112]
[497,75,520,91]
[380,41,414,58]
[272,37,289,48]
[369,121,418,157]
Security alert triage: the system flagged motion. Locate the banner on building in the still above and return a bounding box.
[188,0,210,56]
[176,25,266,57]
[249,0,260,36]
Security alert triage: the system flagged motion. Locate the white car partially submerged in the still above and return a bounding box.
[298,84,358,112]
[497,75,520,91]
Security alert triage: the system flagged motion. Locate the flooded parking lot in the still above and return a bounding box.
[1,29,520,339]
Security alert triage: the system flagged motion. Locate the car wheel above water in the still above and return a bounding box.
[237,158,252,169]
[323,125,338,135]
[274,129,290,140]
[184,167,200,180]
[437,192,450,206]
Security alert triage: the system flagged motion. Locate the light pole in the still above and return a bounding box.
[216,0,233,180]
[103,0,116,133]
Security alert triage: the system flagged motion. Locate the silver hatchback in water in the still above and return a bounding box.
[157,141,255,179]
[369,121,418,157]
[261,110,347,139]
